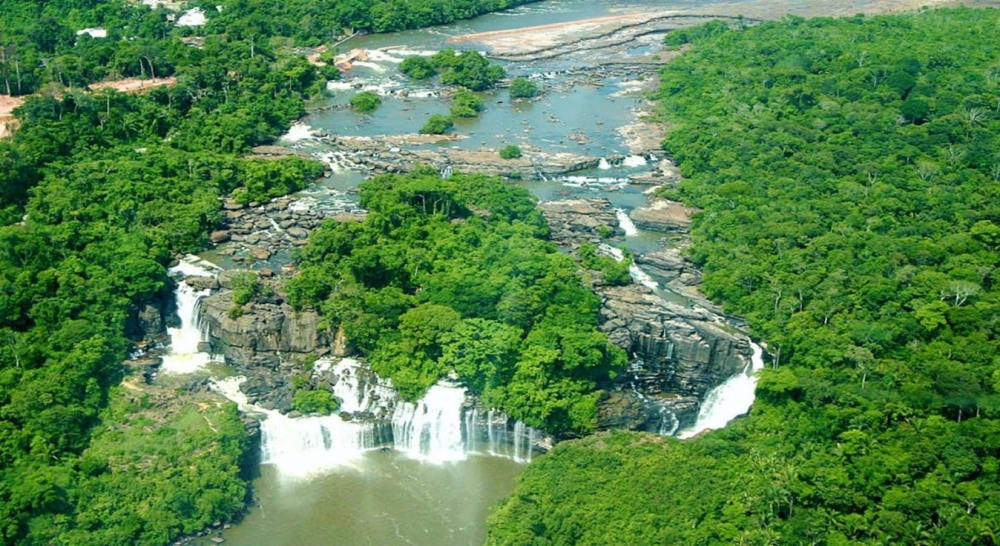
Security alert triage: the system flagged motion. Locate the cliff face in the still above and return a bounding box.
[199,290,330,368]
[195,197,752,437]
[539,198,752,433]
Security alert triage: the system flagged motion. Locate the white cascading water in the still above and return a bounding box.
[658,411,680,436]
[212,359,537,478]
[623,155,648,167]
[279,122,316,142]
[616,208,639,236]
[598,157,612,169]
[466,409,535,463]
[392,384,467,463]
[160,257,220,374]
[599,243,659,290]
[212,374,379,478]
[677,342,765,439]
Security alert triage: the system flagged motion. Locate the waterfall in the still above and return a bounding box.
[658,411,680,436]
[677,342,765,439]
[623,155,648,167]
[160,257,219,374]
[212,374,385,478]
[212,361,539,478]
[392,383,467,463]
[440,165,453,179]
[599,243,658,290]
[598,157,612,169]
[473,409,534,463]
[279,122,315,142]
[260,412,385,477]
[331,358,395,416]
[628,264,659,290]
[598,243,625,262]
[616,208,638,236]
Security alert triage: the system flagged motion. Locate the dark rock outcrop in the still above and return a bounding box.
[539,198,752,433]
[538,198,621,246]
[200,290,330,367]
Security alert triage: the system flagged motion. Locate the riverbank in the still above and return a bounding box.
[451,0,986,59]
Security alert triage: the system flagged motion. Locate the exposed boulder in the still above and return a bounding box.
[199,290,330,367]
[538,198,620,246]
[631,198,696,233]
[184,275,218,291]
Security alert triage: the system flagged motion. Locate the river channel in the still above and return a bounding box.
[193,0,732,544]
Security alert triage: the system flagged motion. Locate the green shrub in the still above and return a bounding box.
[579,243,632,286]
[420,114,454,134]
[435,50,505,91]
[499,145,522,159]
[450,89,484,118]
[509,77,540,99]
[291,389,340,415]
[400,56,438,80]
[231,271,261,305]
[350,91,382,114]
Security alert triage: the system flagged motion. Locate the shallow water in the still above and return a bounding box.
[201,453,524,546]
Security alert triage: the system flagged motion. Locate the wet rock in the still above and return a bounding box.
[250,247,272,261]
[184,275,218,291]
[539,196,752,433]
[210,230,231,244]
[636,248,688,282]
[287,227,309,239]
[241,373,293,411]
[217,269,246,290]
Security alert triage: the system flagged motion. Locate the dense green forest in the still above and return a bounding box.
[0,0,550,542]
[488,8,1000,545]
[0,0,535,96]
[287,170,625,435]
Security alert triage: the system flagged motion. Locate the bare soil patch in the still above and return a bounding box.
[89,77,177,93]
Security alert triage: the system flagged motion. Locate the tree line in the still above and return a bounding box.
[488,8,1000,545]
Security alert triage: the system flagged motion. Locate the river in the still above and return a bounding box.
[192,1,749,544]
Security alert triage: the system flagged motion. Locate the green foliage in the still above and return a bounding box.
[430,49,505,91]
[508,76,540,99]
[498,145,522,159]
[0,0,548,543]
[663,19,732,47]
[579,243,632,286]
[450,89,484,118]
[236,157,324,205]
[349,91,382,114]
[291,389,340,415]
[400,56,437,80]
[288,172,623,434]
[419,114,455,135]
[491,8,1000,544]
[230,271,261,306]
[58,390,249,546]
